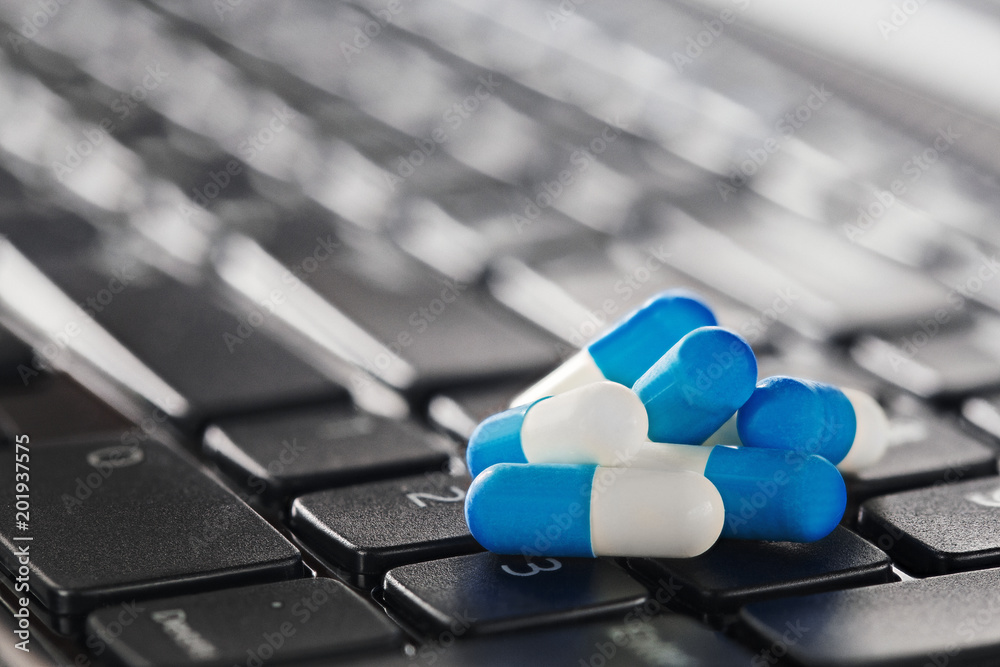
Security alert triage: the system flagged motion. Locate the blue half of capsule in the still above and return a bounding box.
[465,463,725,558]
[736,376,857,464]
[704,446,847,542]
[587,289,717,387]
[633,327,758,445]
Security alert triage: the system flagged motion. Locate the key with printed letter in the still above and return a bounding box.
[383,552,648,636]
[87,578,401,666]
[290,473,479,573]
[0,439,302,615]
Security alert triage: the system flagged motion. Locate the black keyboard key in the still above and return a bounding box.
[0,374,133,443]
[847,398,997,502]
[291,473,478,574]
[0,439,301,614]
[10,245,343,427]
[858,476,1000,575]
[426,381,528,443]
[228,218,562,394]
[87,578,401,666]
[422,615,754,667]
[383,553,648,636]
[204,406,452,499]
[851,314,1000,399]
[740,568,1000,667]
[962,393,1000,444]
[629,527,892,614]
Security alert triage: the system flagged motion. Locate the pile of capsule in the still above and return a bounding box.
[463,290,891,559]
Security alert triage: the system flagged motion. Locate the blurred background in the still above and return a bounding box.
[3,0,1000,665]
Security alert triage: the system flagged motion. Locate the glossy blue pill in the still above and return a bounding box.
[633,327,757,445]
[510,290,716,406]
[630,441,847,542]
[737,376,858,465]
[465,463,725,558]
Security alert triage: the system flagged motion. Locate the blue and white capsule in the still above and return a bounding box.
[466,463,725,558]
[633,326,757,445]
[467,382,648,478]
[629,442,846,542]
[510,290,716,407]
[736,376,890,472]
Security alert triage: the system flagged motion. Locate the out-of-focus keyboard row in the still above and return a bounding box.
[3,0,1000,665]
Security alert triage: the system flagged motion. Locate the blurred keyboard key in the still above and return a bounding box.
[0,439,301,614]
[421,614,754,667]
[846,396,997,502]
[88,578,401,666]
[427,380,528,443]
[218,222,561,395]
[34,255,343,426]
[852,314,1000,399]
[858,476,1000,575]
[741,569,1000,667]
[291,473,478,573]
[629,527,892,615]
[0,373,133,443]
[205,405,451,499]
[383,553,647,636]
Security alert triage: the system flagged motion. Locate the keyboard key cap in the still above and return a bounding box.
[858,476,1000,575]
[847,396,997,503]
[628,527,892,615]
[204,405,452,499]
[427,380,528,443]
[87,578,401,666]
[1,240,343,427]
[218,222,561,395]
[383,553,648,636]
[740,568,1000,667]
[0,373,133,443]
[420,614,754,667]
[851,313,1000,399]
[0,439,301,615]
[290,473,478,574]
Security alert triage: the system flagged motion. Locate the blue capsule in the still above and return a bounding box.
[633,327,757,445]
[465,463,725,558]
[737,376,856,464]
[510,290,716,406]
[629,441,846,542]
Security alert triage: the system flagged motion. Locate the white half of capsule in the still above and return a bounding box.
[836,388,890,473]
[509,350,605,407]
[520,381,648,466]
[589,468,725,558]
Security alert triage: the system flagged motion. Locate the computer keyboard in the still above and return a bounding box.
[1,0,1000,664]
